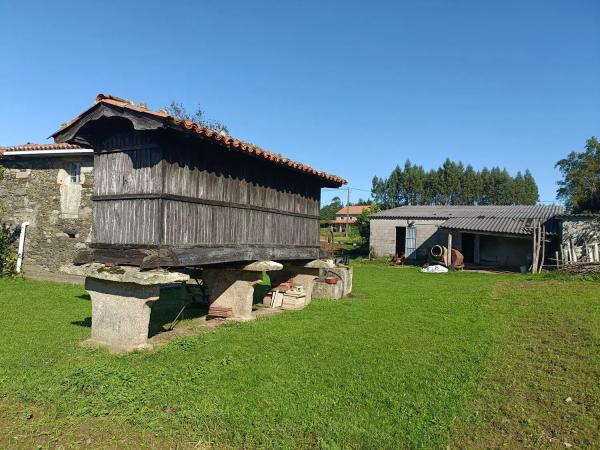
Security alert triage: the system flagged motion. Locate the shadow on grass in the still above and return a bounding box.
[71,317,92,328]
[150,287,208,337]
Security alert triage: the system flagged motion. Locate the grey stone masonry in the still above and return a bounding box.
[0,154,93,274]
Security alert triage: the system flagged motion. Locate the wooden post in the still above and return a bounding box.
[555,250,560,269]
[595,243,599,263]
[539,225,546,272]
[447,232,453,268]
[531,222,538,273]
[345,187,351,238]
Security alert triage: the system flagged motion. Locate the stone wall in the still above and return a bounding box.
[370,218,461,261]
[0,155,94,274]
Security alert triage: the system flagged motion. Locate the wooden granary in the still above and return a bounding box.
[52,94,346,269]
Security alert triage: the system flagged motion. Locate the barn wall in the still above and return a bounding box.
[370,218,459,260]
[160,141,321,248]
[88,129,322,263]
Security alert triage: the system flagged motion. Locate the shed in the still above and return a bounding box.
[51,94,346,268]
[369,205,564,269]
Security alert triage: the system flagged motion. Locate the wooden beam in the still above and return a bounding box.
[77,244,321,268]
[91,193,320,220]
[447,233,453,267]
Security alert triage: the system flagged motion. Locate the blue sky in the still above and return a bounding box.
[1,0,598,204]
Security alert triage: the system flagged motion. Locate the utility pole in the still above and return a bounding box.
[345,187,351,238]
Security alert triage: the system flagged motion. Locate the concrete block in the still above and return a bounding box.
[290,273,318,304]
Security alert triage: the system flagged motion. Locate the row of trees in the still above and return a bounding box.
[372,159,539,208]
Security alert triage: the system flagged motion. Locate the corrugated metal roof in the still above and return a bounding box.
[440,216,536,235]
[371,205,565,236]
[372,205,564,220]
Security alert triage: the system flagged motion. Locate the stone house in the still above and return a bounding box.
[331,205,370,233]
[0,143,93,277]
[369,205,565,270]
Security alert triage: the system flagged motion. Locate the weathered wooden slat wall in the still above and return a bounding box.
[162,142,321,217]
[93,199,160,245]
[89,130,323,265]
[161,200,319,246]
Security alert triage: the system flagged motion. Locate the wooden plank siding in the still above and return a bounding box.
[84,130,322,267]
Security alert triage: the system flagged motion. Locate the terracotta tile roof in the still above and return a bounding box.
[335,205,370,215]
[0,142,85,152]
[54,94,347,186]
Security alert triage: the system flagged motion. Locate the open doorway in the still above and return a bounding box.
[462,233,475,263]
[396,227,406,256]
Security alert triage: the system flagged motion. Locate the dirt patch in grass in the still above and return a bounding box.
[452,279,600,448]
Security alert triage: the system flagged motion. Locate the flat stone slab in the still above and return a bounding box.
[304,259,336,269]
[61,263,189,285]
[242,260,283,272]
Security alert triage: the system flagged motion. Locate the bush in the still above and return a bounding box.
[355,203,381,244]
[0,224,19,276]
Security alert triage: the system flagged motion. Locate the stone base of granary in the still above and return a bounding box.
[62,263,189,353]
[204,261,283,321]
[311,266,353,300]
[312,279,345,300]
[84,278,160,353]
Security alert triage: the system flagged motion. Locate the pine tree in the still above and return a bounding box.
[522,169,539,205]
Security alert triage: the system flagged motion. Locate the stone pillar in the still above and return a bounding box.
[204,270,260,321]
[85,278,159,352]
[61,263,189,353]
[204,260,283,321]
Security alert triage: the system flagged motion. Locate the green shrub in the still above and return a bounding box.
[0,225,18,276]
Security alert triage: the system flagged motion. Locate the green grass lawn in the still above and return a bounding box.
[1,264,599,449]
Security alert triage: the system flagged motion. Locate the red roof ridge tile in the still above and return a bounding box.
[0,142,86,152]
[86,93,346,186]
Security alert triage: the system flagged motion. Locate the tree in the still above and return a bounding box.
[320,196,343,221]
[556,137,600,213]
[521,170,539,205]
[165,101,229,135]
[371,159,539,207]
[460,164,480,205]
[355,203,381,244]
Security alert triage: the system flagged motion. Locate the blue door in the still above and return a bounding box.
[405,226,417,259]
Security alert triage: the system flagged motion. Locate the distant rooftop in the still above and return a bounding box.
[335,205,370,216]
